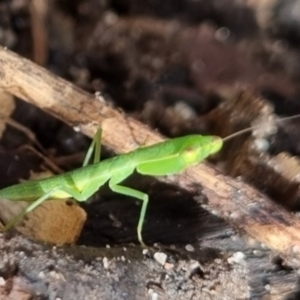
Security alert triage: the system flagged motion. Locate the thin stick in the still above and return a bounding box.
[5,117,48,154]
[20,145,63,174]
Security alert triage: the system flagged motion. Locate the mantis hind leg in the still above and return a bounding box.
[3,187,62,231]
[109,169,148,247]
[82,128,102,167]
[3,185,90,231]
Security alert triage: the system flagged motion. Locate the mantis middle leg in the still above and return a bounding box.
[82,128,102,166]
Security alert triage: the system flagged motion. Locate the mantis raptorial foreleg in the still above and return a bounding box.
[109,169,149,246]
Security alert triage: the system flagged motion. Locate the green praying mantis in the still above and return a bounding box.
[0,114,299,246]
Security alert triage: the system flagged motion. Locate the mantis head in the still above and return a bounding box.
[180,135,223,166]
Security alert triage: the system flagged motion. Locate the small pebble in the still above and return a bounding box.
[0,277,5,286]
[142,249,149,255]
[164,262,174,270]
[103,257,109,269]
[214,258,222,264]
[154,252,167,266]
[185,244,195,252]
[293,245,300,253]
[188,260,200,272]
[148,289,159,300]
[228,252,246,265]
[253,250,264,257]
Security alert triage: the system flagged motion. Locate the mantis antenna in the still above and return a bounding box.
[222,113,300,142]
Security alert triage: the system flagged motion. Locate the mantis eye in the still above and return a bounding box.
[181,146,198,164]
